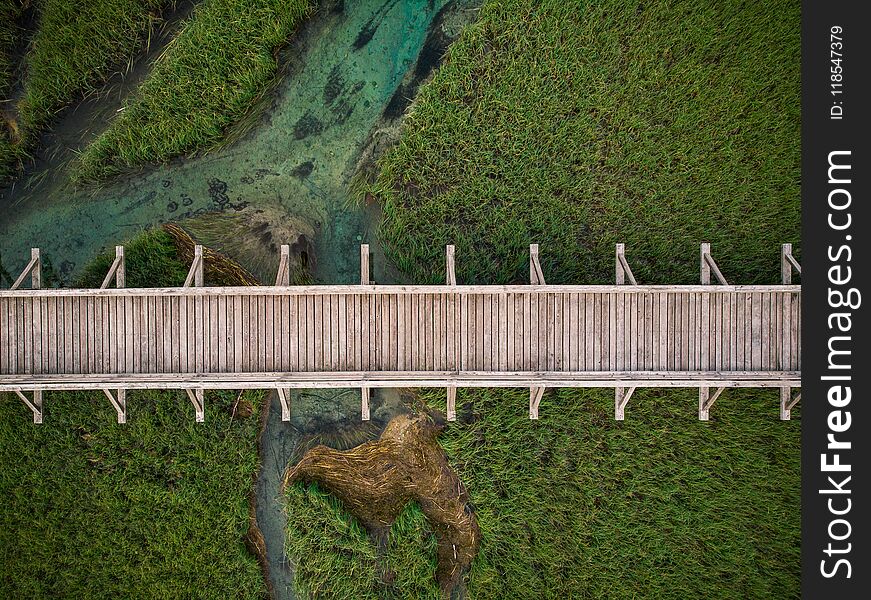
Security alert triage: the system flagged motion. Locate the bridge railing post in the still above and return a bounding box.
[183,245,204,288]
[100,246,125,289]
[10,248,41,290]
[186,389,205,422]
[103,388,127,423]
[529,244,545,285]
[14,389,43,423]
[276,244,290,286]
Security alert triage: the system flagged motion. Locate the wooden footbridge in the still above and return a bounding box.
[1,243,801,424]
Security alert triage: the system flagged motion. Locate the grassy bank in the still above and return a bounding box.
[0,0,25,180]
[77,0,314,181]
[0,229,268,598]
[285,0,802,598]
[17,0,170,134]
[1,0,171,179]
[371,0,800,285]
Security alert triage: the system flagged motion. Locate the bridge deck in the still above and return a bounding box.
[0,243,802,422]
[0,285,800,379]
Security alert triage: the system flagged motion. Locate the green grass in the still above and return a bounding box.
[77,0,314,181]
[17,0,170,134]
[285,485,442,599]
[370,0,800,286]
[1,0,172,179]
[283,0,801,598]
[0,0,25,180]
[0,228,268,598]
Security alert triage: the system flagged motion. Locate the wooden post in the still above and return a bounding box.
[194,245,203,286]
[698,386,725,421]
[14,389,42,423]
[447,386,457,421]
[530,244,545,285]
[11,248,41,290]
[103,388,127,423]
[360,244,370,285]
[529,386,545,419]
[781,387,800,420]
[183,245,204,287]
[616,243,625,285]
[700,243,728,285]
[100,246,125,289]
[361,387,370,421]
[186,388,205,422]
[781,243,793,285]
[615,243,637,285]
[700,243,711,285]
[277,388,291,421]
[31,248,41,289]
[614,386,635,420]
[276,244,290,286]
[446,245,456,285]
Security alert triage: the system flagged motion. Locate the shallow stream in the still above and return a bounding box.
[0,1,475,597]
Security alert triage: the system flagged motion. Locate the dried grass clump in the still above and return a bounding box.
[284,411,480,596]
[162,222,261,286]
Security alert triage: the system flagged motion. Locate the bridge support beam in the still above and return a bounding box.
[446,245,456,285]
[183,245,204,288]
[100,246,125,289]
[11,248,41,290]
[185,388,205,422]
[276,245,290,286]
[103,389,127,423]
[277,388,291,421]
[529,386,545,419]
[698,386,725,421]
[360,244,370,285]
[781,243,801,284]
[615,243,638,285]
[529,244,545,285]
[361,387,370,421]
[615,386,635,420]
[447,386,457,421]
[700,243,729,285]
[14,389,43,423]
[780,386,801,420]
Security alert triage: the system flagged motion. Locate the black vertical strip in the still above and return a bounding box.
[803,1,869,596]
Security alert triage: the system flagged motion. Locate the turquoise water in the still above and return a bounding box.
[0,1,475,597]
[0,0,449,286]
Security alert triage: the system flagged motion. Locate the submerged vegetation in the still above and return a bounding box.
[0,228,268,598]
[281,0,801,597]
[77,0,315,181]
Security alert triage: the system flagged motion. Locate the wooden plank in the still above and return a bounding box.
[614,291,622,371]
[460,292,468,370]
[446,292,455,370]
[761,291,771,370]
[364,292,372,371]
[529,292,538,370]
[751,292,762,370]
[288,294,298,371]
[506,293,515,371]
[631,293,639,370]
[264,293,273,372]
[338,293,348,370]
[792,292,800,371]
